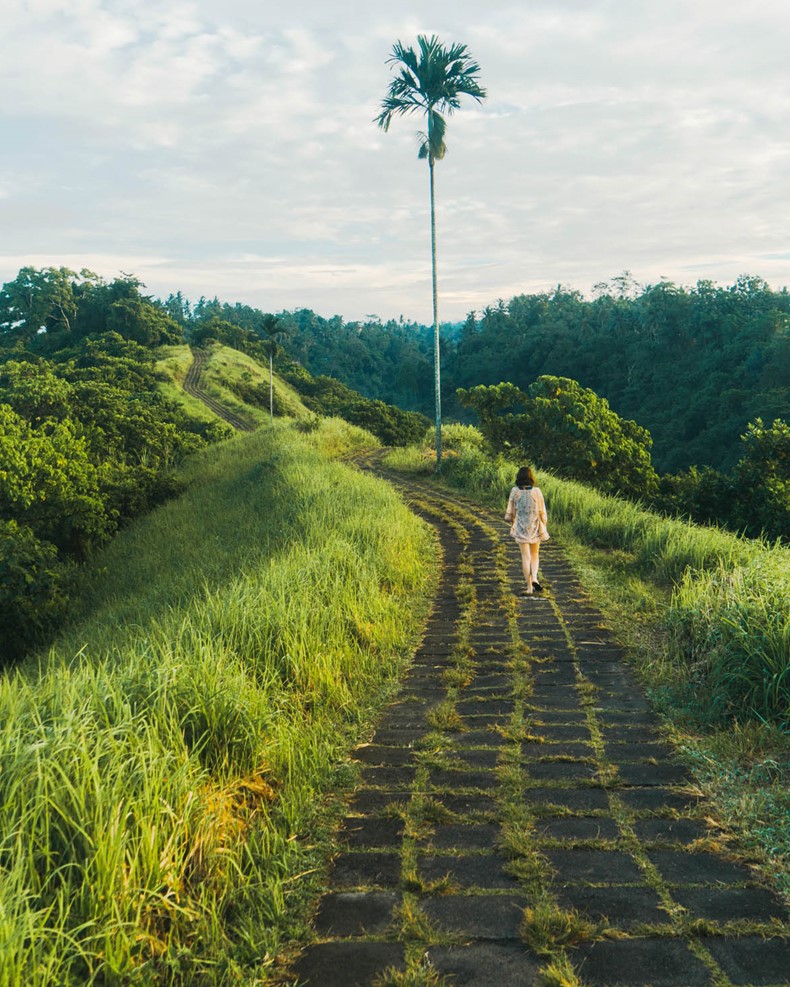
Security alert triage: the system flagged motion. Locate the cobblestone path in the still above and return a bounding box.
[288,474,790,987]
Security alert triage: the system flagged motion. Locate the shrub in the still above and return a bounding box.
[0,521,67,662]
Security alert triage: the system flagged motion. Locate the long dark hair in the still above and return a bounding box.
[515,466,535,488]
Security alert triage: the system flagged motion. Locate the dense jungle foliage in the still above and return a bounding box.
[0,267,427,661]
[265,273,790,477]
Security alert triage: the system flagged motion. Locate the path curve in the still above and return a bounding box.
[183,347,256,432]
[286,462,790,987]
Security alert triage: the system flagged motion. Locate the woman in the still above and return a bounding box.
[505,465,549,595]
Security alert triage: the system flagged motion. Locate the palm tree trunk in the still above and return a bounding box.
[429,155,442,471]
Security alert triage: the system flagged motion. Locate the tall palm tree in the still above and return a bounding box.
[376,34,486,470]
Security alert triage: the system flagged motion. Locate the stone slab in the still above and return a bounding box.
[423,822,501,851]
[531,710,587,723]
[425,943,541,986]
[617,788,700,813]
[353,745,415,767]
[701,936,790,985]
[419,853,520,890]
[601,725,662,743]
[556,884,667,926]
[330,851,401,888]
[360,765,416,789]
[376,712,429,730]
[595,705,655,723]
[291,941,405,986]
[545,849,644,885]
[460,714,513,728]
[533,816,620,842]
[522,742,594,760]
[337,816,404,849]
[524,786,610,812]
[457,699,515,716]
[314,891,400,937]
[453,748,500,769]
[631,817,709,845]
[527,761,597,782]
[429,768,499,790]
[347,789,409,815]
[674,886,790,923]
[435,792,497,817]
[611,763,691,787]
[530,724,593,742]
[574,937,713,986]
[471,673,513,690]
[603,742,676,762]
[422,894,528,939]
[531,669,579,686]
[647,850,754,886]
[452,730,509,748]
[370,727,421,746]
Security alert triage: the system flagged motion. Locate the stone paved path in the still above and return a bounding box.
[287,474,790,987]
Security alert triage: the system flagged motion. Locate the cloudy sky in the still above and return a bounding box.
[2,0,790,324]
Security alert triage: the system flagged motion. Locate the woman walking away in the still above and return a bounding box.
[505,465,549,595]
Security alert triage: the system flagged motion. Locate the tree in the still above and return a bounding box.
[733,418,790,539]
[0,266,78,344]
[376,34,486,469]
[458,376,659,500]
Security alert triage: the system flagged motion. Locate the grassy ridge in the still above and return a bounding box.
[0,419,435,985]
[154,342,311,429]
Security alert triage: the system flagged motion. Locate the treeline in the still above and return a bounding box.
[148,273,790,541]
[213,273,786,541]
[260,273,788,474]
[0,267,429,659]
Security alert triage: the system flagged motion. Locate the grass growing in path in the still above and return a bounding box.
[384,432,790,901]
[0,419,435,985]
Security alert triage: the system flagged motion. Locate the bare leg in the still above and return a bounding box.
[529,543,541,586]
[518,542,532,592]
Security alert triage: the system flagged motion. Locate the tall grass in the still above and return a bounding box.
[0,418,435,984]
[385,433,789,730]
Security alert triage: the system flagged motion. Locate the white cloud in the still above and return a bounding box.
[2,0,790,322]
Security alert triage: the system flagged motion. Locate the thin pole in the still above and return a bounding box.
[270,352,274,426]
[429,154,441,471]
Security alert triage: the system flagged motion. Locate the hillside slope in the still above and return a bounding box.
[1,420,435,984]
[155,341,312,428]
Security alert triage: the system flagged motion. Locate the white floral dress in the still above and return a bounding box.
[505,486,549,544]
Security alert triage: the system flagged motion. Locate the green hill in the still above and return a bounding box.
[0,419,435,984]
[155,342,313,427]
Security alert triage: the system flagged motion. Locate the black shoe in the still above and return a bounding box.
[532,582,543,592]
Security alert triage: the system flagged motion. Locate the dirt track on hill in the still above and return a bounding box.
[183,347,256,432]
[286,462,790,987]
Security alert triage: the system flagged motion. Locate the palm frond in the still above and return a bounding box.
[376,33,486,158]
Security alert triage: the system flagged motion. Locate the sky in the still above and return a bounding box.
[2,0,790,325]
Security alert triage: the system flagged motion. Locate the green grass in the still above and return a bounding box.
[155,342,312,428]
[200,342,311,425]
[0,418,436,984]
[155,343,221,425]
